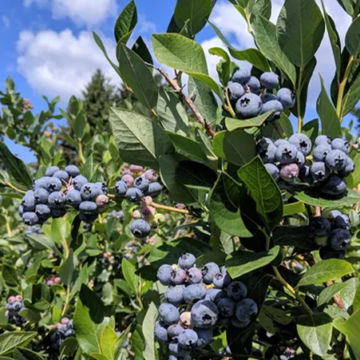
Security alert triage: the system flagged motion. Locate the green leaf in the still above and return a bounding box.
[151,33,222,98]
[252,15,296,85]
[132,36,153,66]
[353,285,360,312]
[118,45,158,110]
[283,202,306,217]
[100,326,117,359]
[209,172,252,238]
[302,119,319,146]
[14,348,45,360]
[109,108,173,169]
[121,258,139,294]
[228,48,270,72]
[273,225,317,250]
[226,246,281,279]
[297,313,333,356]
[277,0,325,68]
[59,250,77,286]
[297,259,354,287]
[114,0,137,43]
[114,325,131,359]
[2,265,18,287]
[213,129,256,166]
[73,113,86,140]
[209,47,231,86]
[251,0,271,19]
[341,73,360,117]
[0,142,33,191]
[225,111,274,131]
[317,282,350,307]
[60,338,78,358]
[142,303,157,360]
[27,234,61,257]
[0,332,37,356]
[238,157,283,231]
[173,0,214,36]
[131,325,144,360]
[90,353,108,360]
[316,75,341,139]
[345,16,360,57]
[157,88,189,135]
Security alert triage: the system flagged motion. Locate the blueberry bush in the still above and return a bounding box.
[1,0,360,359]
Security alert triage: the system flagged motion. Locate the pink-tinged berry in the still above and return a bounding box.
[142,196,153,206]
[61,317,70,324]
[130,165,143,174]
[55,323,62,331]
[144,169,158,182]
[122,174,134,187]
[280,163,299,182]
[132,209,141,219]
[8,296,16,304]
[54,277,61,284]
[141,206,156,220]
[95,194,109,207]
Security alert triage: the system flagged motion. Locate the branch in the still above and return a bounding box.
[147,63,216,138]
[150,202,189,215]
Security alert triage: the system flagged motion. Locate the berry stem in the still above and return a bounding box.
[4,212,12,237]
[4,181,26,194]
[150,202,189,215]
[224,88,236,118]
[336,56,354,121]
[61,285,70,316]
[272,121,285,139]
[146,63,216,138]
[78,140,85,165]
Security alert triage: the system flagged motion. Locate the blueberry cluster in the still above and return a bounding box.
[44,274,61,286]
[24,224,42,238]
[122,241,139,259]
[50,318,75,350]
[155,254,258,358]
[19,165,109,226]
[5,295,26,326]
[310,210,352,260]
[259,134,354,195]
[228,69,295,121]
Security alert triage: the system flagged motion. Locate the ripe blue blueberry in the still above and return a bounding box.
[45,166,60,177]
[21,193,36,212]
[333,214,350,230]
[195,328,213,349]
[295,151,305,168]
[47,177,63,192]
[260,72,279,89]
[23,212,39,226]
[79,212,98,223]
[157,264,173,285]
[320,246,345,260]
[261,93,277,104]
[247,76,261,94]
[310,162,330,182]
[232,68,251,85]
[227,81,245,102]
[213,272,231,289]
[277,88,296,108]
[51,208,67,218]
[187,267,203,284]
[165,285,185,305]
[265,163,280,182]
[235,298,258,327]
[158,303,180,325]
[48,192,66,209]
[325,150,347,171]
[315,135,332,147]
[313,144,332,162]
[338,157,355,177]
[227,281,247,301]
[329,229,351,251]
[134,176,150,192]
[235,93,262,119]
[79,201,98,214]
[310,217,331,237]
[167,324,184,339]
[53,170,69,183]
[155,321,169,343]
[261,100,283,121]
[146,182,162,197]
[217,298,236,317]
[183,284,206,303]
[289,133,312,156]
[191,300,219,328]
[178,329,198,349]
[274,139,289,147]
[35,204,51,220]
[72,175,88,191]
[201,262,220,284]
[34,177,50,190]
[171,268,188,285]
[205,288,225,303]
[81,183,101,201]
[66,190,82,208]
[34,188,49,204]
[331,138,351,155]
[168,342,191,357]
[65,165,80,178]
[321,175,347,195]
[257,139,277,163]
[275,143,298,164]
[19,205,24,217]
[178,253,196,269]
[131,219,151,238]
[125,187,143,202]
[115,180,128,196]
[280,163,299,182]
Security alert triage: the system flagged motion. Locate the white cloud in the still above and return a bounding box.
[17,29,119,101]
[2,15,10,28]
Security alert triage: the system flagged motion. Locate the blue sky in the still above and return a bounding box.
[0,0,357,163]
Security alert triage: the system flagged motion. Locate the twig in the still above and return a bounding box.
[146,63,216,138]
[150,202,189,215]
[4,181,26,194]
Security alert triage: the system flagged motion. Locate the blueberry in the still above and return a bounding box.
[178,329,198,349]
[275,143,298,164]
[23,212,39,226]
[183,284,206,303]
[48,191,66,209]
[47,177,63,192]
[52,208,67,219]
[217,298,236,317]
[66,190,82,208]
[310,217,331,237]
[227,81,245,102]
[195,328,212,349]
[159,303,180,325]
[274,139,289,147]
[247,76,261,94]
[19,205,24,217]
[313,144,332,162]
[34,188,49,204]
[329,229,351,251]
[260,72,279,89]
[201,262,220,284]
[187,267,203,284]
[261,93,277,104]
[191,300,219,328]
[134,176,150,192]
[280,163,299,182]
[65,165,80,178]
[155,321,169,343]
[171,268,188,285]
[331,138,351,154]
[299,166,312,183]
[295,151,305,168]
[277,88,296,108]
[235,298,258,325]
[114,180,128,196]
[338,157,355,178]
[157,264,173,286]
[265,164,280,182]
[213,272,231,288]
[257,139,277,163]
[34,177,50,190]
[167,324,184,339]
[168,342,191,357]
[325,150,347,171]
[121,174,134,187]
[53,170,69,183]
[45,166,60,177]
[79,201,98,214]
[81,183,101,201]
[144,169,158,182]
[205,288,225,303]
[165,285,185,305]
[319,246,345,260]
[235,93,262,119]
[12,301,23,312]
[261,100,283,121]
[289,133,312,156]
[72,175,88,191]
[232,68,251,85]
[333,214,350,230]
[310,162,330,182]
[94,182,108,195]
[35,204,51,220]
[130,219,151,238]
[315,135,332,147]
[321,175,347,195]
[178,253,196,270]
[21,194,36,212]
[227,281,247,301]
[145,182,162,197]
[125,187,143,202]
